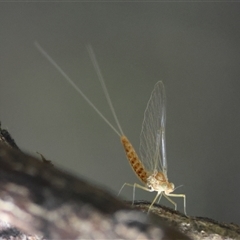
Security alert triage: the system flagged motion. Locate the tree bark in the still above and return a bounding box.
[0,123,239,240]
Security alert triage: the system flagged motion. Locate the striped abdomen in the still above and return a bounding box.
[121,136,148,183]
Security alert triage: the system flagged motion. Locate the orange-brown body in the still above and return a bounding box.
[121,136,148,183]
[121,135,174,195]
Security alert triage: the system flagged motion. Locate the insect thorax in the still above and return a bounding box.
[147,171,174,193]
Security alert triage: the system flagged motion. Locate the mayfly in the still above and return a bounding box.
[35,42,186,215]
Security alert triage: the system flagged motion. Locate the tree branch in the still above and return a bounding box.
[0,123,239,239]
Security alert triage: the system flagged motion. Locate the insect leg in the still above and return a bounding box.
[165,192,186,215]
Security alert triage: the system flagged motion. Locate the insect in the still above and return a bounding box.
[35,43,186,215]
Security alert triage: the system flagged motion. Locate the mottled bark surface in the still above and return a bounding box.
[134,201,240,240]
[0,123,239,240]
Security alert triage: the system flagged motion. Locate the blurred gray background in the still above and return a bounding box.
[0,3,240,224]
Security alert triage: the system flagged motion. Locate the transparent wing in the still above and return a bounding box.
[139,81,167,176]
